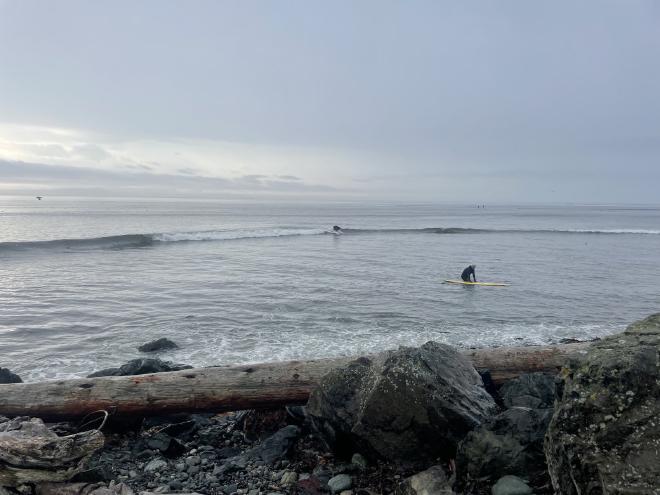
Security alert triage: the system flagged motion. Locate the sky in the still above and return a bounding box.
[1,1,659,203]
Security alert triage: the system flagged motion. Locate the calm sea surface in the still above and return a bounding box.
[1,198,658,381]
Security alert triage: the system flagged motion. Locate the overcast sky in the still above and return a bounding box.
[1,1,659,202]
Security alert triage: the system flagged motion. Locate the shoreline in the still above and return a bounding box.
[1,315,658,495]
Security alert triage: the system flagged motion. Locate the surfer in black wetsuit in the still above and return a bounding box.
[461,264,477,282]
[332,225,342,233]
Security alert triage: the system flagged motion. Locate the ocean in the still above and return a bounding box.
[1,198,658,382]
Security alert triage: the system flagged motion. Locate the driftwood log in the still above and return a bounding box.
[0,343,590,421]
[0,416,104,486]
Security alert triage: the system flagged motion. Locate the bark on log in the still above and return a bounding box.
[0,343,590,421]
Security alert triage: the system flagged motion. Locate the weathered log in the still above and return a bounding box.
[0,343,590,420]
[0,416,104,486]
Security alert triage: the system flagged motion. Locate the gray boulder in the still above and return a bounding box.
[499,372,555,409]
[0,368,22,384]
[455,406,552,492]
[137,338,179,353]
[544,313,660,494]
[87,358,192,378]
[399,465,453,495]
[307,342,497,466]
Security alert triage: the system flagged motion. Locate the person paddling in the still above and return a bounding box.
[461,264,477,282]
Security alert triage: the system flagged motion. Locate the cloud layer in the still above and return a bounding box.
[1,1,659,202]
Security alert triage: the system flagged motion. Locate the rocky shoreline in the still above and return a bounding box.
[1,314,658,495]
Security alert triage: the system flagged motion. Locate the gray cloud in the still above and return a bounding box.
[0,1,659,202]
[0,159,336,197]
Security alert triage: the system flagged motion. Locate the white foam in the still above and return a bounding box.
[152,228,326,243]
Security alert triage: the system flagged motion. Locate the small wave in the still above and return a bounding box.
[0,234,154,252]
[1,225,656,254]
[343,227,660,235]
[0,228,327,253]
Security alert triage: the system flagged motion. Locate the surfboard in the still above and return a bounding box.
[443,279,509,287]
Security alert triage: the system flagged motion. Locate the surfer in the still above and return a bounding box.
[461,264,477,282]
[332,225,342,233]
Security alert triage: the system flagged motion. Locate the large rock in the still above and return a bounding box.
[456,406,552,492]
[544,313,660,494]
[137,338,179,353]
[307,342,497,466]
[0,368,22,384]
[499,372,555,409]
[87,358,192,378]
[455,372,556,492]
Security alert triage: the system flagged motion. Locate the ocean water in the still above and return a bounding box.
[0,198,658,382]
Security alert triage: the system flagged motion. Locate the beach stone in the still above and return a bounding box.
[307,342,497,465]
[499,372,555,409]
[327,474,352,493]
[243,425,301,464]
[0,367,22,383]
[491,475,533,495]
[350,453,367,470]
[280,471,298,485]
[146,432,186,458]
[138,338,179,353]
[455,405,552,492]
[144,459,168,473]
[87,358,192,377]
[296,477,324,495]
[545,313,660,494]
[399,465,452,495]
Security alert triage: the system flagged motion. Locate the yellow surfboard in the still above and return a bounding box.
[443,279,509,287]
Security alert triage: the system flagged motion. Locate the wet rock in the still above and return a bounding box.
[87,358,192,378]
[137,338,179,353]
[0,368,22,384]
[307,342,497,466]
[499,372,555,409]
[545,313,660,494]
[399,465,452,495]
[243,425,301,464]
[455,406,552,492]
[328,474,352,493]
[491,475,533,495]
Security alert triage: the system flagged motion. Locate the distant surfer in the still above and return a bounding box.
[461,264,477,282]
[332,225,343,234]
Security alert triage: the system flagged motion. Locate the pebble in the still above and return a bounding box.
[491,475,533,495]
[351,453,368,470]
[144,458,168,473]
[280,471,298,485]
[328,474,352,493]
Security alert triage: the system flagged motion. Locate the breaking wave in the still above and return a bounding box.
[1,226,657,253]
